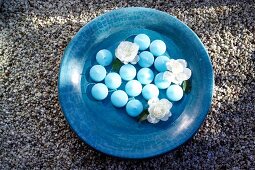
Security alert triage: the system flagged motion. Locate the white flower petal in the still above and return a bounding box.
[176,80,183,85]
[163,71,175,82]
[160,112,170,121]
[166,62,172,71]
[182,68,192,80]
[130,55,139,64]
[176,72,186,81]
[160,98,171,105]
[171,76,182,85]
[152,106,165,119]
[147,99,173,123]
[166,59,175,71]
[176,69,191,83]
[115,41,139,64]
[148,106,153,114]
[171,61,184,74]
[160,99,173,109]
[147,114,160,124]
[168,111,172,117]
[177,59,187,68]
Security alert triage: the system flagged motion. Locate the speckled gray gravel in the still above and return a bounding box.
[1,0,255,169]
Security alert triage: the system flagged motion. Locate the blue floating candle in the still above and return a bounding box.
[125,80,142,97]
[154,72,171,89]
[104,72,122,89]
[166,84,183,101]
[149,40,166,56]
[89,65,106,82]
[134,34,150,50]
[111,90,128,107]
[119,64,136,81]
[154,55,170,72]
[96,49,113,66]
[142,84,159,100]
[138,51,154,68]
[91,83,108,100]
[137,68,154,85]
[126,99,143,117]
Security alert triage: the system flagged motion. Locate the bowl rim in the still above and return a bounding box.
[58,7,214,159]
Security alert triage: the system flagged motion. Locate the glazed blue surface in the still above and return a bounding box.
[58,7,214,159]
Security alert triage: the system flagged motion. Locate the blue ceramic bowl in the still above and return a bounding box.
[58,7,214,159]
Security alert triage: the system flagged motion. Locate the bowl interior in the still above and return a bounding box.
[58,7,213,158]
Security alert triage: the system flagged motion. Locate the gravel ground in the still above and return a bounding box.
[1,0,255,169]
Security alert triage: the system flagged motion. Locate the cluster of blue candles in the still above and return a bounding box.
[89,34,184,117]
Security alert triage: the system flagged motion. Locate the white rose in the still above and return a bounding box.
[164,59,192,85]
[147,98,172,124]
[115,41,139,64]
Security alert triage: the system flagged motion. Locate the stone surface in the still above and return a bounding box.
[0,0,254,169]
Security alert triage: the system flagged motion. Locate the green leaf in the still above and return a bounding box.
[112,58,123,72]
[137,110,149,122]
[182,80,192,93]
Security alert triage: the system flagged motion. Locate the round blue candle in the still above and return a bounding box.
[111,90,128,107]
[125,80,142,97]
[119,64,136,81]
[96,49,113,66]
[142,84,159,100]
[166,84,183,101]
[104,72,122,89]
[137,68,154,85]
[154,72,171,89]
[89,65,106,82]
[126,99,143,117]
[91,83,108,100]
[149,40,166,56]
[138,51,154,68]
[134,34,150,50]
[154,55,170,72]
